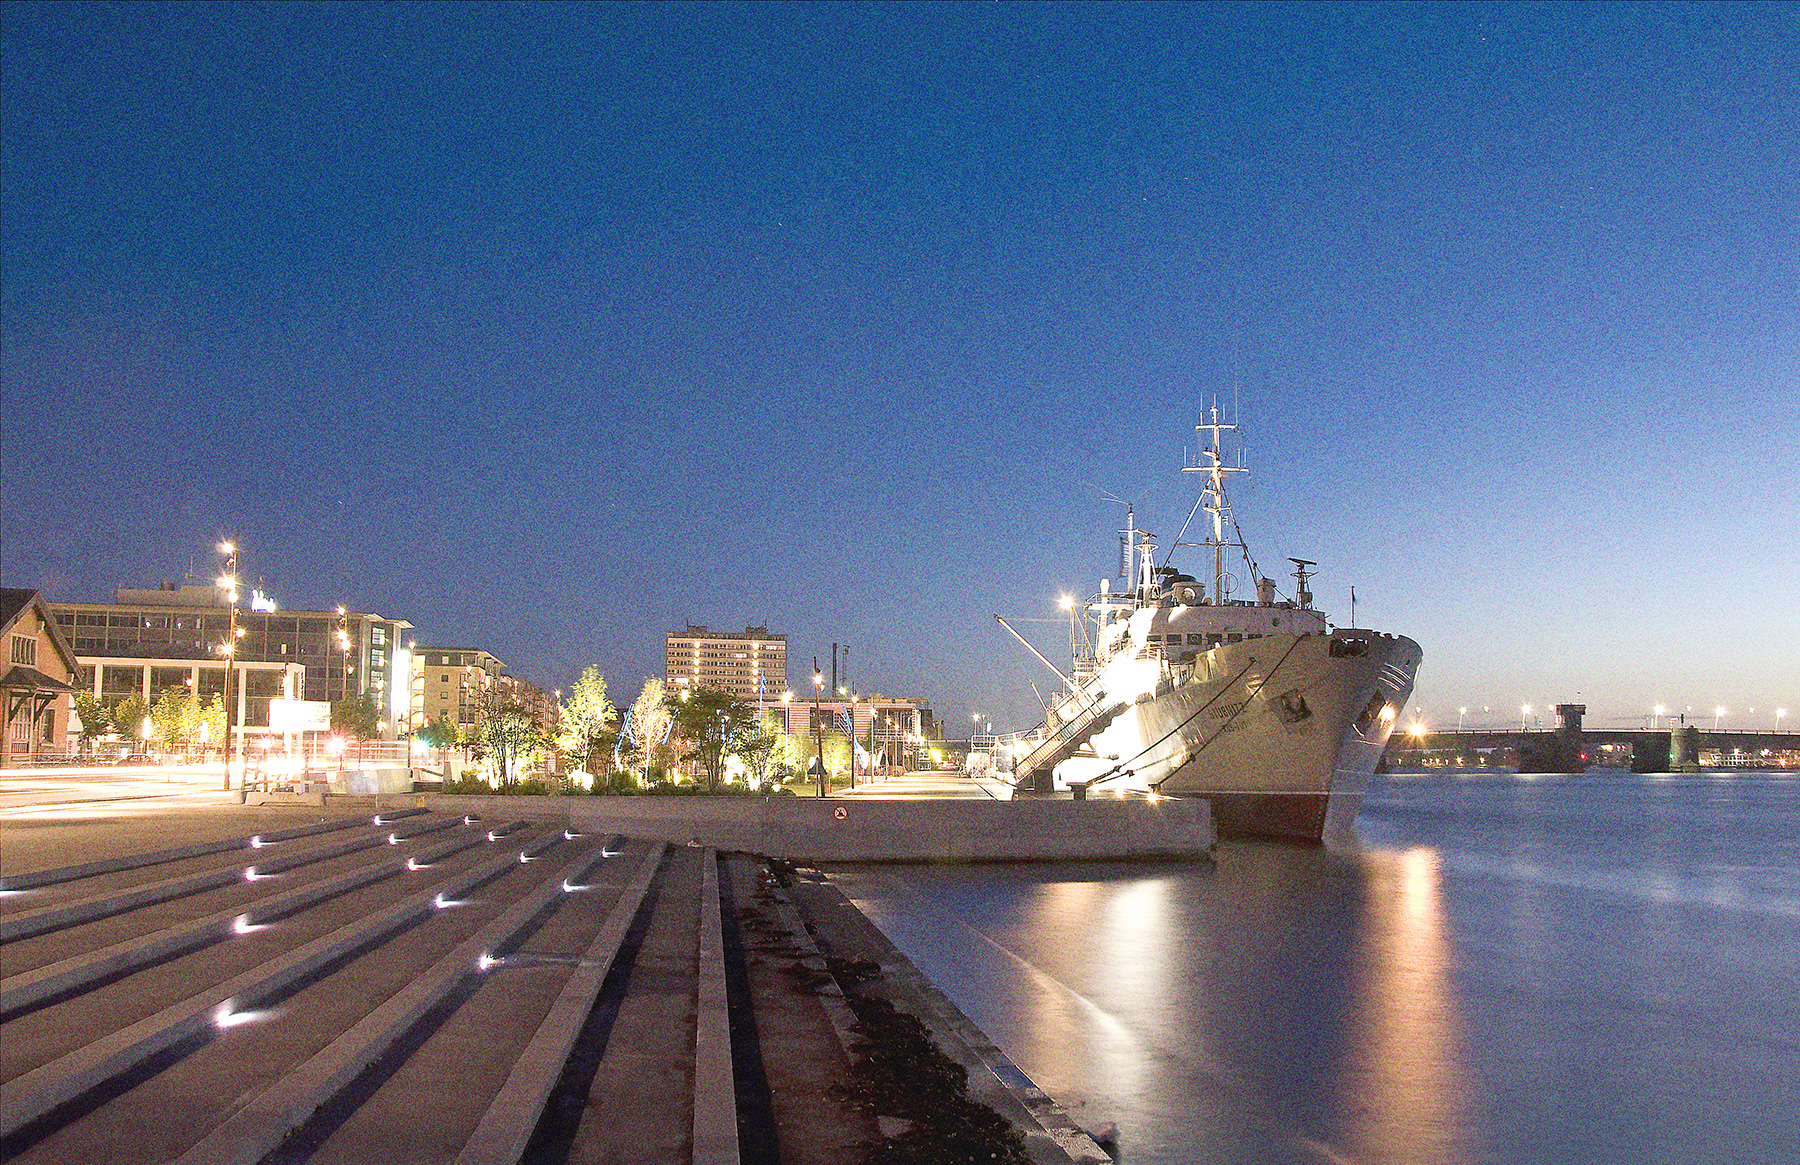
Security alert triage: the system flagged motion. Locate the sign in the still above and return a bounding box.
[833,806,848,821]
[269,698,330,732]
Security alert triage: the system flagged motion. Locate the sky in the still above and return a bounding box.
[3,0,1796,734]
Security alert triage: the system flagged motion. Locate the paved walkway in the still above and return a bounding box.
[840,768,1021,800]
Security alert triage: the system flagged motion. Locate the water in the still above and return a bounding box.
[835,772,1800,1164]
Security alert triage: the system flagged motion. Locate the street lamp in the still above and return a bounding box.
[1520,704,1531,732]
[336,607,351,706]
[810,664,829,798]
[217,541,240,791]
[1777,708,1787,731]
[1714,706,1726,731]
[1458,707,1467,732]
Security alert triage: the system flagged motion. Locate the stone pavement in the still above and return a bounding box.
[0,785,1110,1164]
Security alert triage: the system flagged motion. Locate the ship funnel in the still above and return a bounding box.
[1256,577,1276,606]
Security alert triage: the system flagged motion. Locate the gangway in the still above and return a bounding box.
[1011,690,1130,792]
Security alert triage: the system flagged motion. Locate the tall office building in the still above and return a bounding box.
[664,625,788,702]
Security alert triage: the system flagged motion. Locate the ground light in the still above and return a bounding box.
[212,1001,273,1029]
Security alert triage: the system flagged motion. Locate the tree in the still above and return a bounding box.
[72,693,110,754]
[332,693,381,740]
[486,709,545,785]
[112,694,150,748]
[673,687,755,791]
[149,686,203,752]
[199,693,227,753]
[558,666,616,777]
[417,712,460,750]
[737,711,786,790]
[622,678,674,786]
[473,687,547,785]
[781,724,850,784]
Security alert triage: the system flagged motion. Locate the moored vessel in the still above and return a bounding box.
[996,407,1421,845]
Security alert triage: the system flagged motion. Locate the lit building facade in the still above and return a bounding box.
[409,647,556,736]
[47,583,412,739]
[412,647,506,732]
[665,624,788,702]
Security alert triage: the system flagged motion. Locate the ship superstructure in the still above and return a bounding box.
[1001,407,1421,845]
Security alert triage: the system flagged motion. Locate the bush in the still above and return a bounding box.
[442,776,495,795]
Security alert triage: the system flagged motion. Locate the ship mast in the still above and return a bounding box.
[1182,403,1249,604]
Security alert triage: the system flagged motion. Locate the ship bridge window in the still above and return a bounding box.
[1331,638,1371,658]
[1187,634,1205,646]
[1226,633,1243,643]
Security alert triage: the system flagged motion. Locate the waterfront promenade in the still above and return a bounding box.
[0,770,1115,1164]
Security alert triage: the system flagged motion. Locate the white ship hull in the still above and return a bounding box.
[1048,630,1421,845]
[998,404,1422,846]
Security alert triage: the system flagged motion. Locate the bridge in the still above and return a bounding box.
[1383,704,1800,774]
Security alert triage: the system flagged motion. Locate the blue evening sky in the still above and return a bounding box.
[4,1,1795,732]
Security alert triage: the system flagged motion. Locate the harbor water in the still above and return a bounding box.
[835,771,1800,1164]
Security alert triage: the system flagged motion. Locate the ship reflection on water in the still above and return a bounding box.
[837,772,1800,1164]
[837,843,1472,1165]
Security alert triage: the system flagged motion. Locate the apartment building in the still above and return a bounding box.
[410,647,555,735]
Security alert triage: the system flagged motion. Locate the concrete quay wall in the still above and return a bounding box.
[402,793,1216,862]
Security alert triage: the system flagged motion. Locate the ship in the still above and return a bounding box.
[996,406,1421,846]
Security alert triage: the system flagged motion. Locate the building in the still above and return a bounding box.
[766,692,940,770]
[410,647,506,735]
[2,589,81,766]
[409,647,556,738]
[47,581,412,742]
[664,624,788,702]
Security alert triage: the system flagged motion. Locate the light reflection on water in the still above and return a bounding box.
[835,772,1800,1165]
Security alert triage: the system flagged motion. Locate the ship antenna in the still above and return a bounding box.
[1182,401,1248,603]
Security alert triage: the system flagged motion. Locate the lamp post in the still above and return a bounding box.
[1458,706,1467,732]
[335,607,352,707]
[1714,706,1725,731]
[1520,704,1531,732]
[847,694,859,790]
[217,541,240,791]
[811,660,826,798]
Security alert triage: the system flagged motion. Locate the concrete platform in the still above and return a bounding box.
[1,792,1124,1164]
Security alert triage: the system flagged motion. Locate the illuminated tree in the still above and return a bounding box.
[623,678,674,785]
[331,693,381,740]
[112,693,150,748]
[737,712,786,789]
[673,687,754,791]
[558,665,616,777]
[72,693,110,753]
[149,686,203,751]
